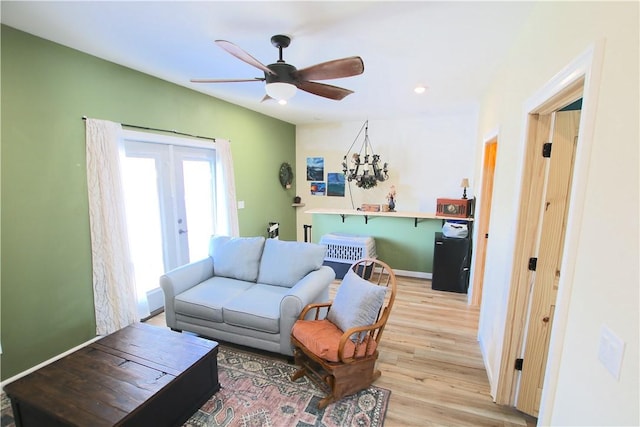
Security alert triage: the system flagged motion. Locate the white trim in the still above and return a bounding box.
[482,126,500,146]
[479,333,496,400]
[123,129,225,150]
[0,336,103,391]
[513,41,604,424]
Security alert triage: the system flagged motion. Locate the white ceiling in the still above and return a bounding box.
[1,1,534,125]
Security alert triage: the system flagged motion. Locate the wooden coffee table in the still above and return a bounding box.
[5,322,219,426]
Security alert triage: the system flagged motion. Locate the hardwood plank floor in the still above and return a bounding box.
[146,275,536,426]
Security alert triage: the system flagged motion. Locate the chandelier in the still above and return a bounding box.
[342,120,388,189]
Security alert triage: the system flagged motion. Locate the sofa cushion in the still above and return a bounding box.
[326,269,388,342]
[210,235,265,282]
[257,239,326,288]
[223,284,287,333]
[174,276,254,322]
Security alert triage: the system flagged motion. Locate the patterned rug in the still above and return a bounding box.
[1,345,390,427]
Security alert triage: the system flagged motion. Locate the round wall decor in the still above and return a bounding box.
[279,162,293,188]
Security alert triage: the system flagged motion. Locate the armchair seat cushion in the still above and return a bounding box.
[291,319,378,363]
[223,284,288,333]
[174,277,253,322]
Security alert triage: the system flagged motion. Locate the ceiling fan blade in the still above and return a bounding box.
[215,40,275,76]
[295,56,364,81]
[297,81,354,100]
[190,78,265,83]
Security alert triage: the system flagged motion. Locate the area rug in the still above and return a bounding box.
[1,345,390,427]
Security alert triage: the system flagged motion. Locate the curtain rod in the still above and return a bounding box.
[82,116,216,142]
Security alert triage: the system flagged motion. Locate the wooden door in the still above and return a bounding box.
[516,110,580,416]
[471,140,497,306]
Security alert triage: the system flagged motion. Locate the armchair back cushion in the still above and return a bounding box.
[210,235,265,282]
[257,239,327,288]
[326,269,388,341]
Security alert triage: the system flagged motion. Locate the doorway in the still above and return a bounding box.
[471,138,497,307]
[121,132,217,313]
[494,43,603,424]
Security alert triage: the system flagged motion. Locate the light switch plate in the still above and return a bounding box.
[237,200,245,209]
[598,324,625,380]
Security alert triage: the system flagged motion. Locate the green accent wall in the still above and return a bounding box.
[0,26,296,380]
[311,214,444,273]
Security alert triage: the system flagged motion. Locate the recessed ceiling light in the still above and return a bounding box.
[414,85,427,94]
[278,99,288,105]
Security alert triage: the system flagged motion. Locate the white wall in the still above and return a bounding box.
[476,2,638,425]
[295,113,478,241]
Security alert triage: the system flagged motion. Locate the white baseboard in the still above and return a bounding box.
[147,287,165,313]
[394,269,432,280]
[478,333,497,401]
[0,336,103,391]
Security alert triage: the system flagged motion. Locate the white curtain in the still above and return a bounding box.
[85,119,138,335]
[215,139,240,237]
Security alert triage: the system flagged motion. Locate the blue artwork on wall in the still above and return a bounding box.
[327,173,345,197]
[306,157,324,181]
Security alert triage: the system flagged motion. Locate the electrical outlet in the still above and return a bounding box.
[237,200,245,209]
[598,324,625,380]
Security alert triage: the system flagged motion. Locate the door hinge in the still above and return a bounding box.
[528,257,538,271]
[542,142,552,158]
[485,233,489,238]
[515,358,524,371]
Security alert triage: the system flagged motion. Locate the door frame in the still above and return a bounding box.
[495,41,604,425]
[470,134,498,307]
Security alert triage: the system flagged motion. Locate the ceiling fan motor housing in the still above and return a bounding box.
[265,62,298,85]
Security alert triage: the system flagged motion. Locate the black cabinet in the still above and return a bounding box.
[432,232,471,293]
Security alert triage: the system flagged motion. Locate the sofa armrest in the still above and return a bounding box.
[159,257,214,328]
[279,266,335,355]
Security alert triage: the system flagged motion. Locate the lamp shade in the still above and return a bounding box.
[460,178,470,188]
[265,82,297,101]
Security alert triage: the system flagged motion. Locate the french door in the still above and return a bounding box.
[120,132,216,313]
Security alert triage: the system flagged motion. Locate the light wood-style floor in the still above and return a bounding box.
[146,276,536,426]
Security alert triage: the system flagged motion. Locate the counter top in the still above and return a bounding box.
[305,208,473,224]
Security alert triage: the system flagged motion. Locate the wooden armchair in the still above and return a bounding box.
[290,258,397,409]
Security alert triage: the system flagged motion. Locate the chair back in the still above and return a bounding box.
[350,258,397,345]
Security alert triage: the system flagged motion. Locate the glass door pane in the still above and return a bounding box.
[182,159,215,262]
[120,156,165,295]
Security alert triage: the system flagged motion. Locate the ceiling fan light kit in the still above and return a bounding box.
[266,82,297,101]
[191,34,364,102]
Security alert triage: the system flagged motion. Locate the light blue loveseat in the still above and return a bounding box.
[160,235,335,356]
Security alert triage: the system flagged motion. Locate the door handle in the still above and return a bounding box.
[179,229,188,235]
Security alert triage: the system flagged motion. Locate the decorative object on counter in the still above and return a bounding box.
[460,178,470,199]
[342,120,388,189]
[279,162,293,189]
[436,198,472,218]
[294,196,302,204]
[361,204,381,212]
[386,185,396,212]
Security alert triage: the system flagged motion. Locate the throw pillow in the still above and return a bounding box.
[210,235,265,282]
[327,269,388,342]
[256,239,326,287]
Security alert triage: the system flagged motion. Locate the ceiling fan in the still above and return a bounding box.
[191,35,364,102]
